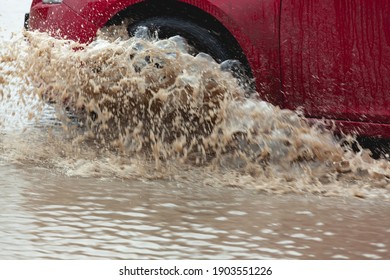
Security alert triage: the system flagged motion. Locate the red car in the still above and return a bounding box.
[26,0,390,137]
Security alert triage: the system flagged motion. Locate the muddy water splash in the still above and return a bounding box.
[0,29,389,198]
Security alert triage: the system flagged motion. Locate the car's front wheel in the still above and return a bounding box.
[127,17,254,92]
[128,17,231,62]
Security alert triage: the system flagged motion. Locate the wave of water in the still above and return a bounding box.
[0,28,389,199]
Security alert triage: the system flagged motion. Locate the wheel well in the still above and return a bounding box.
[105,0,253,78]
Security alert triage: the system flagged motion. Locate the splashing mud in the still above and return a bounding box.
[0,27,389,199]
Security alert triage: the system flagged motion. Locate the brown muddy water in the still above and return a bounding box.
[0,28,389,260]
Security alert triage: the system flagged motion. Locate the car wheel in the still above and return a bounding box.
[127,17,254,92]
[128,17,231,62]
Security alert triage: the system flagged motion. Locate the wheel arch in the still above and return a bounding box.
[101,1,253,78]
[66,0,282,103]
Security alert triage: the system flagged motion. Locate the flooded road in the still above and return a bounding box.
[1,1,389,260]
[1,162,389,260]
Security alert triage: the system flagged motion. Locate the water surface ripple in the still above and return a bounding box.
[1,165,389,259]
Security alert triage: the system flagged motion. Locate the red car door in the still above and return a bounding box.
[280,0,390,125]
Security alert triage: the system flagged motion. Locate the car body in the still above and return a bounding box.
[26,0,390,137]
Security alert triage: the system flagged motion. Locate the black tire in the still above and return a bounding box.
[128,16,255,93]
[128,17,231,62]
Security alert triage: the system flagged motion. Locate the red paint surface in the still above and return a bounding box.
[27,0,390,137]
[280,0,390,125]
[28,2,97,42]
